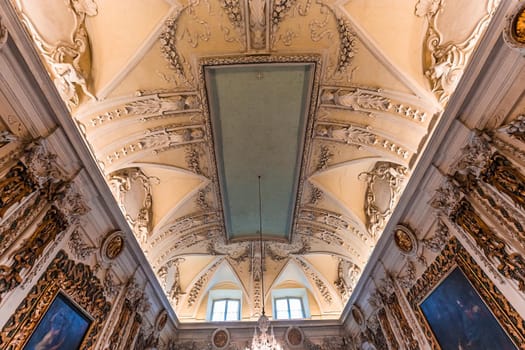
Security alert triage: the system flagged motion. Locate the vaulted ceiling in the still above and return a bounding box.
[11,0,499,322]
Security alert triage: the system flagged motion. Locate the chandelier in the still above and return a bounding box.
[245,176,283,350]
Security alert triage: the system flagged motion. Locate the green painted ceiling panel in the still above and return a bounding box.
[206,63,313,239]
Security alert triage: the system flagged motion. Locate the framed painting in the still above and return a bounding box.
[23,292,92,350]
[407,237,525,350]
[0,250,111,350]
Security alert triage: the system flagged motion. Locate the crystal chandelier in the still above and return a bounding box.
[245,176,283,350]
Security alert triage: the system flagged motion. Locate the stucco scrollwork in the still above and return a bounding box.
[334,258,361,302]
[320,87,427,122]
[187,258,223,307]
[294,256,333,304]
[421,219,449,253]
[157,257,186,306]
[359,162,408,238]
[416,0,498,104]
[68,229,97,260]
[315,121,410,160]
[210,240,250,262]
[266,236,309,261]
[15,0,97,108]
[108,168,158,245]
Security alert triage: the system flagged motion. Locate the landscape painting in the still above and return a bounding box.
[420,267,517,350]
[23,292,92,350]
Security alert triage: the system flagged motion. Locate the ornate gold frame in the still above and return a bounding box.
[406,237,525,349]
[0,250,111,350]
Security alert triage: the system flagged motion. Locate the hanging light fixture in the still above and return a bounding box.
[245,176,283,350]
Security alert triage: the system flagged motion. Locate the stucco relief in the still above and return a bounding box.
[14,0,97,108]
[87,92,201,129]
[416,0,498,104]
[359,162,408,238]
[315,121,410,160]
[108,168,158,246]
[334,258,361,302]
[320,87,428,122]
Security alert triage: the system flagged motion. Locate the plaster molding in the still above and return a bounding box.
[334,258,361,302]
[359,162,408,239]
[416,0,498,104]
[314,121,411,162]
[320,86,429,124]
[13,0,98,108]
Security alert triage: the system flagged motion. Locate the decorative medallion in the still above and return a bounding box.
[351,304,365,330]
[101,230,125,261]
[504,2,525,53]
[393,224,418,256]
[285,326,304,348]
[212,327,230,349]
[155,309,168,332]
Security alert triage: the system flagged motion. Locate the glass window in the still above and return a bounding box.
[211,299,240,321]
[274,297,304,319]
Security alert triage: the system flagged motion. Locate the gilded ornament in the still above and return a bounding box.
[505,3,525,50]
[377,308,399,350]
[407,237,525,349]
[514,8,525,43]
[156,309,168,332]
[0,250,110,349]
[0,162,36,219]
[393,224,417,256]
[285,326,304,348]
[483,153,525,209]
[0,206,66,301]
[212,328,230,349]
[351,304,365,329]
[101,231,125,261]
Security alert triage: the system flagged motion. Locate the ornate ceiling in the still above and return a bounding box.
[10,0,499,322]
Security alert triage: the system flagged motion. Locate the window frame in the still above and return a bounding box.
[210,298,241,321]
[274,296,305,320]
[272,288,310,319]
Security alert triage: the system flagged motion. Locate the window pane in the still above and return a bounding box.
[212,300,226,321]
[288,298,303,319]
[225,300,240,321]
[275,299,290,319]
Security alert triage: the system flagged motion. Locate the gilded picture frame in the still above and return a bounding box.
[0,250,111,350]
[23,291,92,350]
[407,237,525,350]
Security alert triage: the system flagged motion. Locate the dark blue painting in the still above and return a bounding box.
[420,267,516,350]
[23,293,91,350]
